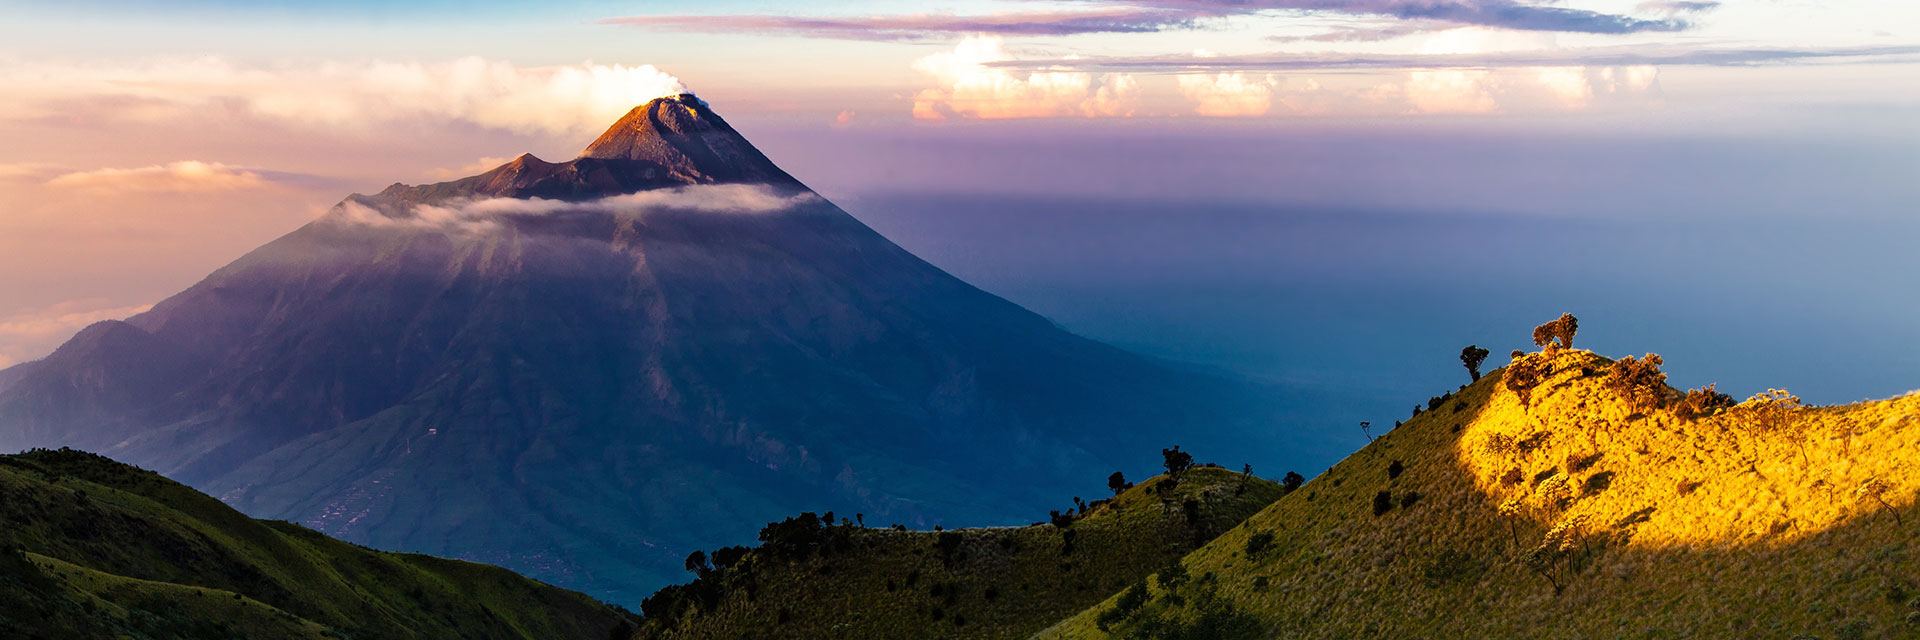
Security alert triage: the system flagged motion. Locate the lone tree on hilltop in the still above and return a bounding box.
[1461,345,1491,382]
[1282,471,1305,493]
[1108,471,1131,496]
[1532,313,1579,350]
[1162,446,1195,477]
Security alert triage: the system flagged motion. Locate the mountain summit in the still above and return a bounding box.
[0,98,1330,603]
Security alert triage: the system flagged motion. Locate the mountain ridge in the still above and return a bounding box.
[0,96,1331,604]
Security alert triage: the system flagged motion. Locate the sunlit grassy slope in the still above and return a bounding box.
[1038,348,1920,639]
[0,448,635,640]
[634,466,1285,640]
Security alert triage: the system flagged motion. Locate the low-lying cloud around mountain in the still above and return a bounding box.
[333,184,820,233]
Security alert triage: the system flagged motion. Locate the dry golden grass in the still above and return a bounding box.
[1039,348,1920,639]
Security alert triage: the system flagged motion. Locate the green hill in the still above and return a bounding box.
[1038,342,1920,639]
[0,448,635,640]
[633,465,1287,640]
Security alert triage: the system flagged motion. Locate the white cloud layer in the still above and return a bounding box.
[912,37,1140,120]
[0,57,687,136]
[0,299,154,369]
[333,184,820,234]
[1178,73,1281,117]
[44,160,280,192]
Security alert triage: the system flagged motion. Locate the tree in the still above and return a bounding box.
[683,550,711,577]
[1162,446,1195,477]
[711,545,749,572]
[1532,313,1578,350]
[1603,353,1667,413]
[1857,478,1903,525]
[1359,421,1373,442]
[1372,491,1393,516]
[1282,471,1305,493]
[1108,471,1131,496]
[1461,345,1491,382]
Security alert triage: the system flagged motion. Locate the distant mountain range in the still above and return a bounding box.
[0,94,1332,603]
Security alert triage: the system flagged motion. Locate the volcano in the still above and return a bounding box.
[0,95,1327,603]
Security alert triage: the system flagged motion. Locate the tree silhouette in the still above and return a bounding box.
[1281,471,1305,493]
[1461,345,1491,382]
[1108,471,1131,496]
[1532,313,1579,350]
[1162,446,1195,477]
[683,550,711,577]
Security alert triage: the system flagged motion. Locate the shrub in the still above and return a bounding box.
[1400,491,1423,509]
[1603,354,1668,412]
[1372,491,1393,516]
[1387,460,1405,479]
[1504,355,1551,406]
[1673,383,1735,421]
[1245,531,1276,557]
[1532,313,1578,350]
[1461,345,1491,382]
[1096,580,1151,631]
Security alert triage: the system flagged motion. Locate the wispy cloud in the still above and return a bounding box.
[604,0,1708,41]
[602,8,1207,41]
[333,184,821,234]
[0,57,688,136]
[912,37,1142,120]
[986,44,1920,73]
[426,157,515,180]
[0,299,154,369]
[43,160,317,193]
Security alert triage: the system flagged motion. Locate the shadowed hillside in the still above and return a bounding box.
[0,448,634,640]
[633,466,1287,640]
[1040,328,1920,639]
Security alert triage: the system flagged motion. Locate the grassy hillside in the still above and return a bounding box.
[0,448,635,640]
[1040,345,1920,639]
[634,466,1286,640]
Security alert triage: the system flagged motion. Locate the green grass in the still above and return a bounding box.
[634,466,1285,640]
[0,448,635,640]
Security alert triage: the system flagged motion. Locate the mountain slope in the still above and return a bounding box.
[632,466,1285,640]
[1039,345,1920,639]
[0,448,632,640]
[0,94,1330,604]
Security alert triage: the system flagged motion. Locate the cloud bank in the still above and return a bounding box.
[0,57,687,136]
[912,37,1142,120]
[333,184,820,234]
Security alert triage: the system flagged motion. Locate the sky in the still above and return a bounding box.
[1,0,1917,413]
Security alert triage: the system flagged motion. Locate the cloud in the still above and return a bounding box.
[1178,73,1280,116]
[602,8,1206,40]
[911,37,1142,120]
[332,184,821,234]
[42,160,307,193]
[0,163,65,182]
[426,157,515,180]
[0,300,154,369]
[0,57,687,136]
[988,44,1920,73]
[604,0,1703,40]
